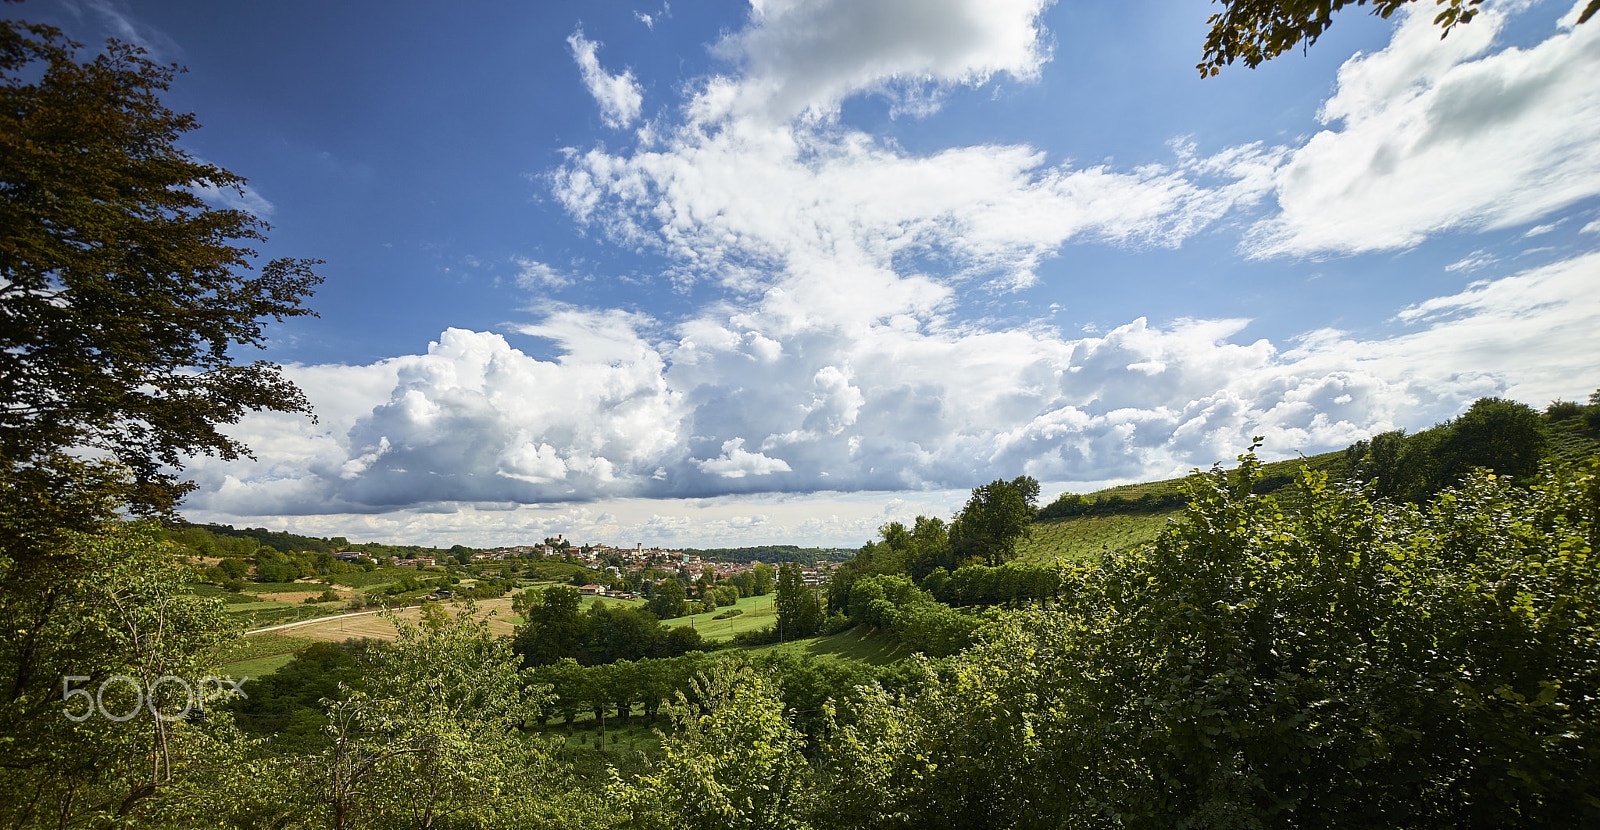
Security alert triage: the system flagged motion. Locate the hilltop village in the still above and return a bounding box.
[364,534,838,599]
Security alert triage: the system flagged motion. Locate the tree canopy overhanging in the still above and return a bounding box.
[1199,0,1600,77]
[0,19,321,554]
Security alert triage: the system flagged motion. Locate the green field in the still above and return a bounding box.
[659,593,776,640]
[325,568,421,588]
[583,595,643,610]
[220,652,299,680]
[1018,451,1349,564]
[212,632,317,679]
[747,627,911,665]
[218,632,317,663]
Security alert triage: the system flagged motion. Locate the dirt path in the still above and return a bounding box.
[248,609,382,635]
[248,599,519,642]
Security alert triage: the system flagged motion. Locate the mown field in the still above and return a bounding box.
[267,597,522,642]
[658,592,777,640]
[748,626,911,665]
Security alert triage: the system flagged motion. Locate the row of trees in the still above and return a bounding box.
[511,586,704,666]
[1345,396,1550,504]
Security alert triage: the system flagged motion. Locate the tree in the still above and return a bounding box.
[949,476,1040,567]
[907,515,954,581]
[0,18,320,575]
[511,585,591,667]
[775,562,822,639]
[1438,396,1547,484]
[297,603,560,830]
[0,524,244,827]
[751,563,775,596]
[1198,0,1599,78]
[615,662,818,830]
[646,577,688,620]
[1348,426,1444,503]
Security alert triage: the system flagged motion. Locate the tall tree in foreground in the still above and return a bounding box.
[0,18,321,566]
[0,16,320,827]
[292,603,565,830]
[0,525,244,828]
[617,662,818,830]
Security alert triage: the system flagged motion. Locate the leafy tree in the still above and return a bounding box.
[615,662,818,830]
[906,515,954,581]
[1437,396,1547,483]
[775,562,822,638]
[949,475,1040,567]
[1349,397,1548,504]
[751,563,775,596]
[1197,0,1598,78]
[0,27,320,824]
[297,603,559,830]
[0,19,322,543]
[0,524,243,827]
[647,577,688,620]
[657,623,705,658]
[1347,426,1443,503]
[511,585,591,667]
[584,601,662,664]
[231,640,369,741]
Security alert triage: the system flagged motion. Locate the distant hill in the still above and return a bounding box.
[1024,395,1600,563]
[172,522,450,560]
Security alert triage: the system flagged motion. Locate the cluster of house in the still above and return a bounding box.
[336,534,838,592]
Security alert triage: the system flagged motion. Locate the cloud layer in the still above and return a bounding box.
[182,0,1600,546]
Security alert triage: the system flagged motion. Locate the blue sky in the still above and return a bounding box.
[19,0,1600,548]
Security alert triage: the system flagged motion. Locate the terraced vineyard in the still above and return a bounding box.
[1016,511,1179,564]
[1019,450,1348,564]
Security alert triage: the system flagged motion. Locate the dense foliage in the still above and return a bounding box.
[0,19,321,826]
[511,585,704,667]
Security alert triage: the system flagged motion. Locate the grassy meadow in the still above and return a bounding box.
[658,592,777,639]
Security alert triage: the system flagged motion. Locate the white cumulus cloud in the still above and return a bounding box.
[1246,0,1600,257]
[711,0,1054,122]
[569,30,644,129]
